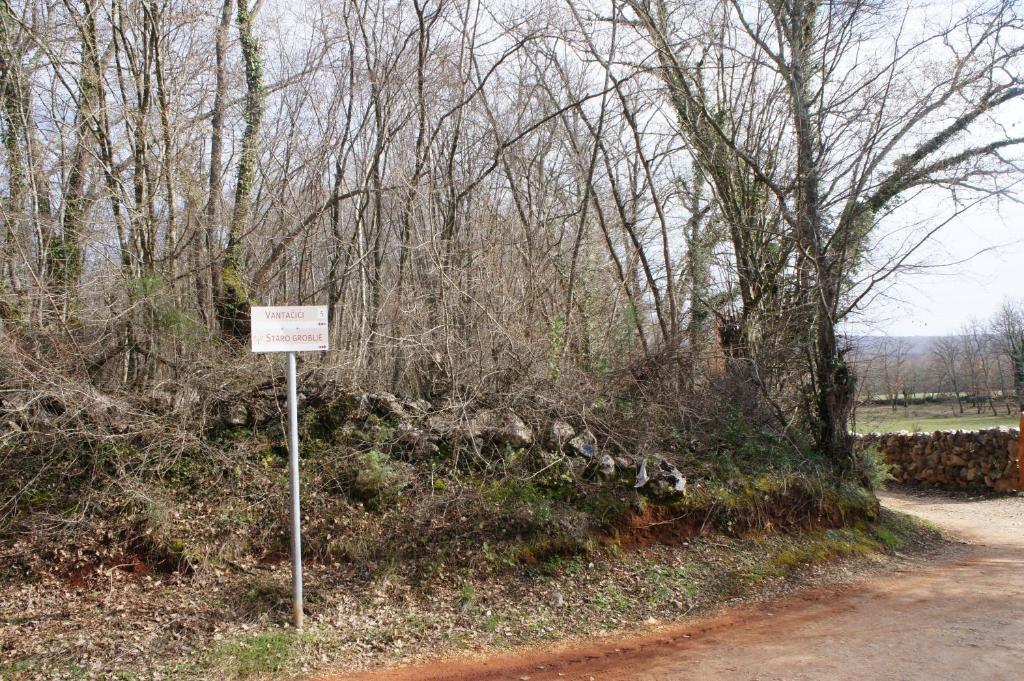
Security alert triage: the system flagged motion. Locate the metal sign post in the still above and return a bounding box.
[251,305,329,629]
[286,350,303,629]
[1017,410,1024,493]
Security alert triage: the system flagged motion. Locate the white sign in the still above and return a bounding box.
[250,305,329,353]
[250,305,328,628]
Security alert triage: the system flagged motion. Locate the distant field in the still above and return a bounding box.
[853,402,1019,434]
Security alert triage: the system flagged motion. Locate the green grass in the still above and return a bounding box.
[483,612,508,632]
[642,562,695,605]
[771,534,872,569]
[0,660,92,680]
[0,660,35,680]
[854,402,1018,434]
[760,509,933,575]
[206,630,309,678]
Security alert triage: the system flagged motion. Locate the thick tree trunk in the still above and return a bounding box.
[814,299,855,464]
[784,0,855,466]
[217,0,262,340]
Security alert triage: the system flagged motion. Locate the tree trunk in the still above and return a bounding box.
[683,168,714,383]
[217,0,262,339]
[784,0,854,465]
[203,0,232,328]
[1013,354,1024,413]
[51,0,102,320]
[0,0,25,299]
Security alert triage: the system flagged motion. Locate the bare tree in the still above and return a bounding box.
[931,335,966,414]
[218,0,265,339]
[0,0,1020,480]
[993,300,1024,412]
[617,0,1023,463]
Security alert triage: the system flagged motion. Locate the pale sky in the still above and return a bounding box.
[849,199,1023,336]
[843,3,1024,339]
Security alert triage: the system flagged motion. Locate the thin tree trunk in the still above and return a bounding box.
[0,0,25,298]
[204,0,232,328]
[53,0,102,320]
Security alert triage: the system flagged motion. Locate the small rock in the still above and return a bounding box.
[598,454,616,479]
[658,459,688,492]
[549,420,575,448]
[396,422,440,457]
[222,403,248,427]
[361,392,407,420]
[467,409,533,448]
[569,430,597,459]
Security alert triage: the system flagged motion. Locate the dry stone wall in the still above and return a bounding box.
[865,428,1019,492]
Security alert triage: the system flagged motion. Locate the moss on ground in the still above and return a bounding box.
[0,501,942,679]
[1,389,931,679]
[179,508,940,679]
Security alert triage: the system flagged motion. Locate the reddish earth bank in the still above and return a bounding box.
[324,490,1024,681]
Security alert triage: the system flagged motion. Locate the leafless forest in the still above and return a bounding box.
[854,302,1024,416]
[1,2,1023,674]
[1,0,1023,469]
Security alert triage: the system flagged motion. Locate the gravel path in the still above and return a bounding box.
[325,490,1024,681]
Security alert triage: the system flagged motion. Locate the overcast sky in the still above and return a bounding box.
[845,82,1023,339]
[848,198,1023,337]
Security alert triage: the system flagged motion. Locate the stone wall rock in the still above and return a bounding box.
[863,428,1020,492]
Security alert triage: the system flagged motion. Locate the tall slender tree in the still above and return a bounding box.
[218,0,264,338]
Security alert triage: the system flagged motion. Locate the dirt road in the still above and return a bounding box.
[330,491,1024,681]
